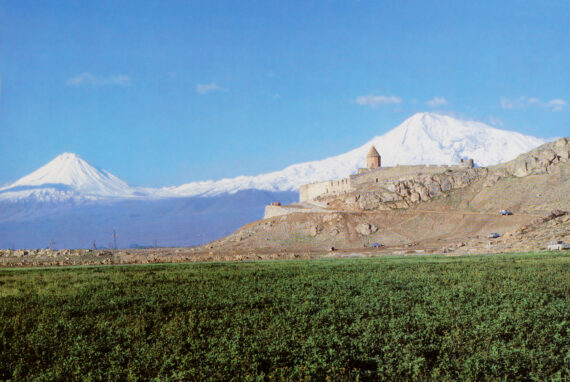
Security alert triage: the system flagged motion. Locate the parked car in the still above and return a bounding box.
[365,242,383,248]
[499,209,513,215]
[270,202,281,206]
[547,241,570,251]
[487,233,500,239]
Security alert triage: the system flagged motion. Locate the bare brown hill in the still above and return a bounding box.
[209,138,570,255]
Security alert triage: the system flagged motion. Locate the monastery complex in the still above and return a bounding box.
[299,145,474,202]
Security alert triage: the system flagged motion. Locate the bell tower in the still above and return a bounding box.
[366,145,381,169]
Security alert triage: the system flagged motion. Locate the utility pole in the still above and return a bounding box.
[92,240,97,250]
[113,230,117,250]
[153,239,158,248]
[48,239,56,250]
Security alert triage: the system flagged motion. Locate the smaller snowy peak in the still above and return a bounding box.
[0,153,139,201]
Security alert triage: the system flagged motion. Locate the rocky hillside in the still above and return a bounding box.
[319,137,570,213]
[501,137,570,177]
[323,167,486,210]
[209,138,570,254]
[455,210,570,254]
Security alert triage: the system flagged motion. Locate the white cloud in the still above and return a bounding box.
[501,96,566,111]
[354,94,402,108]
[196,83,228,94]
[427,97,449,107]
[546,99,567,111]
[67,73,130,87]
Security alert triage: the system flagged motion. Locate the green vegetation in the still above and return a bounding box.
[1,253,568,381]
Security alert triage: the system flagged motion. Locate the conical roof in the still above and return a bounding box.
[367,145,380,158]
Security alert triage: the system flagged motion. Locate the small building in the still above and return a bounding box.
[459,158,475,168]
[367,145,381,169]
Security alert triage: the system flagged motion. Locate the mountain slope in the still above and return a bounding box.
[164,113,548,197]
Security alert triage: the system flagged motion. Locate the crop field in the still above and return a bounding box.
[1,253,568,381]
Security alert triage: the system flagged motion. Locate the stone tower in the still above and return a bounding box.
[366,145,381,169]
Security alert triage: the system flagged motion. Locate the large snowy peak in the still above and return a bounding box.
[166,113,548,196]
[0,153,138,201]
[369,113,547,167]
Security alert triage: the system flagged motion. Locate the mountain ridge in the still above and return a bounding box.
[0,112,549,202]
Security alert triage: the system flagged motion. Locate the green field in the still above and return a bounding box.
[1,254,568,381]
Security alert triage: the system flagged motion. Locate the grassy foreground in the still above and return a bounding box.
[0,253,568,381]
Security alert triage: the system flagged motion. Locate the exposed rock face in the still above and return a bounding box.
[332,168,486,211]
[504,138,570,177]
[309,225,323,237]
[391,168,483,202]
[355,223,378,236]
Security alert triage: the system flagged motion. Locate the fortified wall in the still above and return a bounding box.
[299,146,475,202]
[299,178,352,202]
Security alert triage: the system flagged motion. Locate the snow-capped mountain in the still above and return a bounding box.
[0,112,551,249]
[0,113,549,202]
[164,112,548,196]
[0,152,142,202]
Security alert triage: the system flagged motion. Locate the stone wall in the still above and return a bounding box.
[264,205,308,219]
[299,178,353,202]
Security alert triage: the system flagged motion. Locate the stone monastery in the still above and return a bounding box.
[299,145,474,202]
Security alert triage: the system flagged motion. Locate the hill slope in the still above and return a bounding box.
[209,138,570,254]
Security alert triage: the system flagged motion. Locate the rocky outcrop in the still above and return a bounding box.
[333,168,486,211]
[390,168,483,202]
[355,223,378,236]
[504,137,570,177]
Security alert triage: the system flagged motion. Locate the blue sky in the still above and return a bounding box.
[1,0,568,187]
